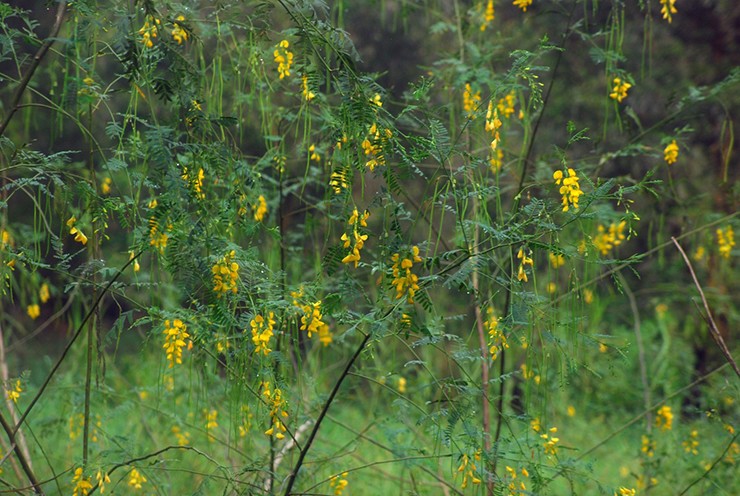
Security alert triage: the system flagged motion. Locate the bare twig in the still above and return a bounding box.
[671,237,739,377]
[0,1,68,137]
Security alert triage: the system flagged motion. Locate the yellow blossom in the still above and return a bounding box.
[162,319,190,368]
[655,405,673,431]
[27,304,40,320]
[641,434,655,457]
[541,426,560,455]
[96,470,111,494]
[664,139,679,164]
[274,39,293,80]
[128,468,147,490]
[138,16,160,48]
[486,307,508,361]
[549,252,565,268]
[547,282,557,294]
[463,83,481,119]
[480,0,494,31]
[567,405,576,417]
[717,226,735,259]
[362,123,391,171]
[391,246,423,303]
[397,376,407,393]
[309,144,321,162]
[516,247,534,282]
[72,467,93,496]
[341,209,370,268]
[456,452,482,488]
[262,381,289,439]
[593,221,627,255]
[330,471,349,495]
[148,218,168,253]
[497,90,516,118]
[553,168,583,212]
[172,15,188,44]
[599,342,608,353]
[513,0,533,12]
[609,77,632,103]
[302,74,316,101]
[253,195,268,222]
[531,417,541,432]
[212,250,240,296]
[101,177,111,195]
[5,379,21,403]
[67,216,88,245]
[693,245,705,262]
[39,283,50,303]
[129,250,140,272]
[371,93,383,107]
[251,312,275,355]
[682,429,699,455]
[615,488,636,496]
[299,301,332,345]
[660,0,677,23]
[330,168,349,194]
[584,288,594,304]
[204,408,218,440]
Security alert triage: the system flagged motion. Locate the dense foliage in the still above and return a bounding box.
[0,0,738,494]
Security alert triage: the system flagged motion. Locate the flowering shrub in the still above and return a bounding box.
[0,1,736,495]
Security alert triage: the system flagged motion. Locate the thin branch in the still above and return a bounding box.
[671,237,739,377]
[0,1,67,137]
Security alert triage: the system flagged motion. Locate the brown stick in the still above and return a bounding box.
[671,237,739,378]
[0,1,68,137]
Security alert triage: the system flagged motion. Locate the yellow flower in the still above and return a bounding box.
[463,83,481,119]
[615,488,636,496]
[660,0,677,23]
[567,405,576,417]
[5,379,21,403]
[27,304,40,320]
[513,0,533,12]
[262,382,289,439]
[583,288,594,304]
[391,246,423,303]
[362,123,391,171]
[162,319,190,368]
[655,405,673,431]
[101,177,111,195]
[128,468,147,490]
[330,471,349,495]
[67,216,88,245]
[693,245,705,262]
[129,250,140,272]
[541,426,560,455]
[497,90,516,119]
[96,470,111,494]
[250,312,276,355]
[549,252,565,269]
[717,226,735,259]
[371,93,383,107]
[138,16,160,48]
[212,250,240,296]
[302,74,316,101]
[72,467,93,496]
[341,209,370,268]
[641,434,655,457]
[274,39,293,80]
[516,247,533,282]
[486,308,508,361]
[593,221,627,255]
[172,15,188,44]
[553,168,583,212]
[664,139,679,164]
[309,144,321,162]
[480,0,495,31]
[609,77,632,103]
[456,452,482,488]
[682,429,699,455]
[397,376,407,393]
[299,301,332,345]
[253,195,268,222]
[39,283,50,303]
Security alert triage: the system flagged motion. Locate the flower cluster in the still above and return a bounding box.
[262,381,288,439]
[513,0,533,12]
[463,83,481,119]
[72,467,93,496]
[541,426,560,455]
[341,209,370,268]
[162,319,190,368]
[655,405,673,431]
[593,221,627,256]
[172,15,188,45]
[274,40,293,80]
[609,77,632,103]
[391,246,422,303]
[505,466,530,495]
[138,16,160,48]
[128,468,147,490]
[615,488,636,496]
[172,425,190,445]
[204,408,218,440]
[66,216,88,246]
[330,167,349,194]
[456,451,482,488]
[664,139,679,164]
[479,0,494,31]
[148,217,169,254]
[717,225,735,259]
[549,252,565,269]
[253,195,268,222]
[682,429,699,455]
[329,472,349,495]
[660,0,677,23]
[486,308,508,361]
[486,101,502,148]
[27,304,40,320]
[182,166,205,199]
[302,74,316,101]
[298,300,332,346]
[96,470,111,494]
[497,90,517,118]
[250,312,275,355]
[362,123,392,171]
[516,247,533,282]
[101,177,111,195]
[212,250,240,296]
[641,434,655,457]
[5,379,21,403]
[553,168,583,212]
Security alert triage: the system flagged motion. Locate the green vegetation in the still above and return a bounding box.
[0,1,738,495]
